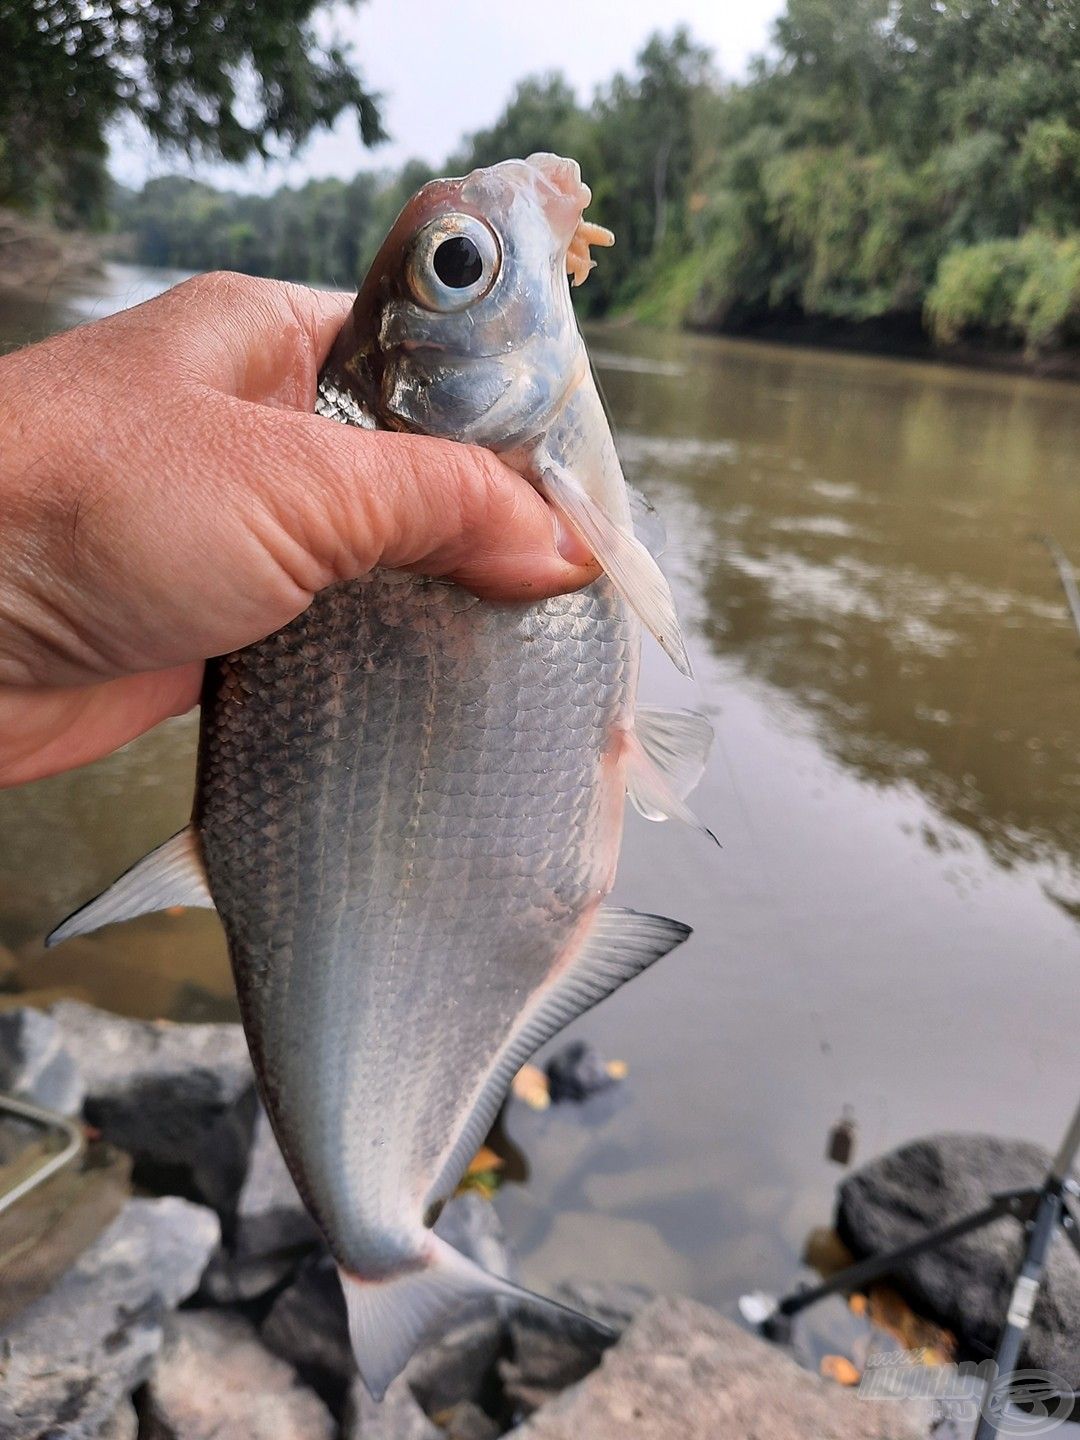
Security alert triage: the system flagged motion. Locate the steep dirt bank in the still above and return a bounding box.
[0,209,103,297]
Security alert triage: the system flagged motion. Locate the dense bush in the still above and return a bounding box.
[927,233,1080,352]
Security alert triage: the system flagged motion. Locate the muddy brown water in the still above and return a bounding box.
[1,265,1078,1314]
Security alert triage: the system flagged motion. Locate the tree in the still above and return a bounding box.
[452,75,589,175]
[108,0,1080,359]
[587,29,713,310]
[0,0,384,224]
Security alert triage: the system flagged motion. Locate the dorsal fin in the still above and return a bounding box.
[46,827,213,947]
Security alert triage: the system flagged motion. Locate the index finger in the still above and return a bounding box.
[96,271,355,410]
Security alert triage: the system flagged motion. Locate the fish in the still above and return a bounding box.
[47,153,714,1398]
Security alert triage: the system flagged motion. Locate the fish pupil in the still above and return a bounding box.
[433,236,483,289]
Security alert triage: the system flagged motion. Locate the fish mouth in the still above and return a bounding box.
[524,153,615,287]
[379,321,491,362]
[526,153,592,214]
[394,337,446,356]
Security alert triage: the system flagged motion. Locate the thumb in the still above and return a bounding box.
[206,396,598,604]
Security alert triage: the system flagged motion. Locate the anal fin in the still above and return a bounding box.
[427,907,691,1209]
[46,826,213,947]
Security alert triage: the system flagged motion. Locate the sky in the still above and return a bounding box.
[109,0,785,194]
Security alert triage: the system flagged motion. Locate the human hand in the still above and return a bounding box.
[0,271,596,787]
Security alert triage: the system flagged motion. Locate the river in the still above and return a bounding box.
[1,262,1078,1318]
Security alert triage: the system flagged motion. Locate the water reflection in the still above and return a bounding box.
[600,327,1080,900]
[0,716,228,1017]
[0,262,195,355]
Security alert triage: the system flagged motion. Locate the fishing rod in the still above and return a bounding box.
[741,1094,1080,1438]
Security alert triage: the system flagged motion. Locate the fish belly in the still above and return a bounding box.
[196,570,635,1274]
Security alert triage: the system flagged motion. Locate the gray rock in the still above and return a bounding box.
[838,1133,1080,1386]
[554,1277,653,1330]
[345,1312,507,1439]
[51,1001,257,1213]
[143,1310,335,1440]
[500,1280,643,1415]
[441,1400,502,1440]
[500,1321,604,1416]
[198,1242,302,1304]
[406,1312,505,1415]
[0,1005,84,1113]
[97,1400,139,1440]
[346,1378,443,1440]
[0,1196,219,1440]
[261,1252,352,1407]
[512,1295,926,1439]
[235,1107,320,1260]
[435,1191,516,1281]
[200,1107,321,1302]
[545,1041,619,1102]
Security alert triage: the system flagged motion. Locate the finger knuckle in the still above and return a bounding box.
[189,269,251,299]
[456,445,523,535]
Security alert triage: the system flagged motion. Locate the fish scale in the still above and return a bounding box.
[196,568,635,1262]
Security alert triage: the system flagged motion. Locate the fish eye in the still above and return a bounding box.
[433,236,483,288]
[405,213,500,312]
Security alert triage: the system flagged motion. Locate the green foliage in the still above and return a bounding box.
[0,0,383,223]
[97,1,1080,357]
[116,28,714,314]
[758,146,937,318]
[646,0,1080,350]
[583,29,714,313]
[448,32,714,315]
[448,75,591,176]
[927,233,1080,352]
[115,168,398,286]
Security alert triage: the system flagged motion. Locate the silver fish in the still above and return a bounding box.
[49,154,713,1397]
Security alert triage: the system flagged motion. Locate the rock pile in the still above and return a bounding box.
[0,1004,928,1438]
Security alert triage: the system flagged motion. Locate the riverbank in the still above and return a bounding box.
[686,310,1080,384]
[0,209,103,298]
[8,999,1077,1435]
[7,211,1075,381]
[0,1001,930,1439]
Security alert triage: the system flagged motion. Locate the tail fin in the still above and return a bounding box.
[339,1235,613,1400]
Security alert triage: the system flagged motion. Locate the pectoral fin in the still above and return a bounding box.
[46,827,213,947]
[627,706,717,842]
[628,485,667,558]
[538,458,691,676]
